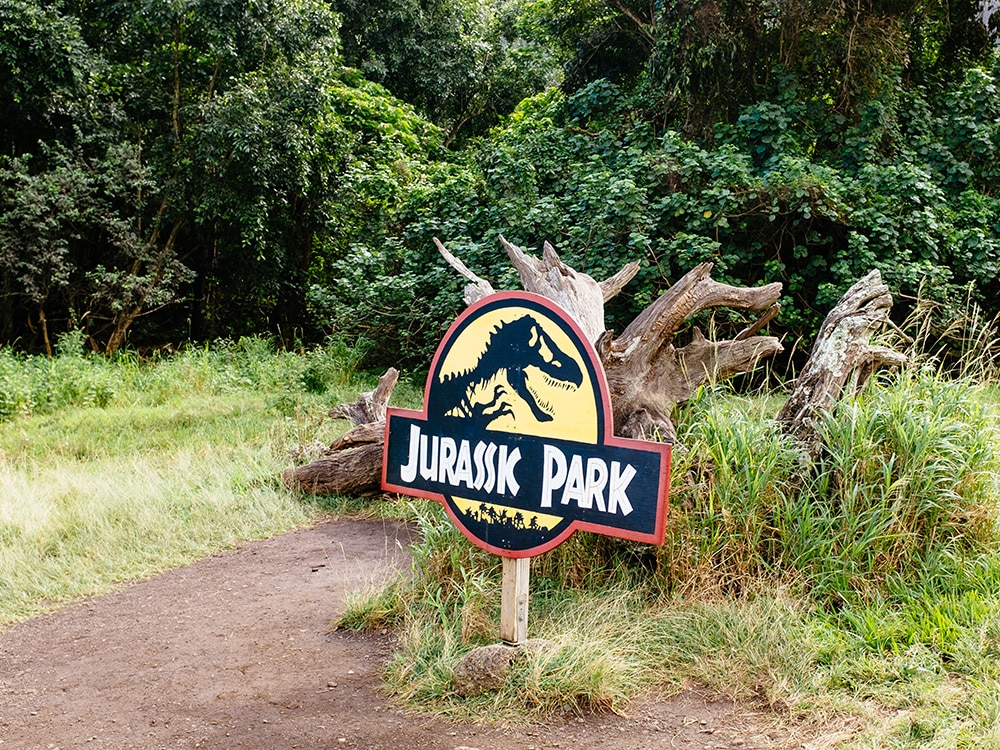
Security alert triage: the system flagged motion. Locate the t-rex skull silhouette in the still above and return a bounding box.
[432,314,583,429]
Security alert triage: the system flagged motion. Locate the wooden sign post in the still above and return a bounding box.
[500,557,530,645]
[383,292,670,646]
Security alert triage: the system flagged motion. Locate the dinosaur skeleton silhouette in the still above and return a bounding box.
[432,314,583,429]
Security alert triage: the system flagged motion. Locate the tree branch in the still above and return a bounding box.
[777,270,907,449]
[611,0,657,46]
[434,237,495,305]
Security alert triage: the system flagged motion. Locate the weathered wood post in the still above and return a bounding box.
[777,269,907,453]
[500,557,530,646]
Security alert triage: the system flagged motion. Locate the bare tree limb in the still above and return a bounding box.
[600,260,642,302]
[777,270,907,449]
[282,368,399,496]
[611,0,657,46]
[434,237,496,305]
[328,367,398,425]
[498,235,636,343]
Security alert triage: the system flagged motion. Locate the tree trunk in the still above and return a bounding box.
[776,269,906,452]
[281,443,386,496]
[281,368,398,495]
[39,306,53,358]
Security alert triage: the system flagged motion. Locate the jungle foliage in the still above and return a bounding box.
[1,0,999,364]
[1,0,445,353]
[325,0,1000,368]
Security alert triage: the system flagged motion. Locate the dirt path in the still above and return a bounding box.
[0,520,805,749]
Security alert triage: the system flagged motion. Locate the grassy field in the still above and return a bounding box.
[4,334,1000,748]
[0,336,416,623]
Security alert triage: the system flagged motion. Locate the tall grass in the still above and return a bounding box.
[796,373,998,603]
[337,309,1000,747]
[0,335,388,625]
[651,369,1000,604]
[0,333,376,422]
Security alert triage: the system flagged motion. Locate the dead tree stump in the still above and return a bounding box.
[437,236,783,442]
[776,269,907,452]
[281,368,398,495]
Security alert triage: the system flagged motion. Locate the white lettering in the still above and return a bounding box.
[585,458,608,512]
[472,441,487,490]
[539,448,636,516]
[608,461,635,515]
[541,445,566,508]
[400,424,421,482]
[560,454,585,506]
[399,426,647,513]
[496,446,521,496]
[439,437,457,484]
[453,439,473,487]
[483,443,497,493]
[419,433,438,481]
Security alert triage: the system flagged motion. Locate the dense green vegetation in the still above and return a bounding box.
[3,0,998,366]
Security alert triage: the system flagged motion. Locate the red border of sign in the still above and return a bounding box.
[381,291,670,558]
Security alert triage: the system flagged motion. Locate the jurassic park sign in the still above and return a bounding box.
[382,292,670,558]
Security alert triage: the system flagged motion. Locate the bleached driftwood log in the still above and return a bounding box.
[281,368,398,495]
[776,269,907,451]
[438,237,784,443]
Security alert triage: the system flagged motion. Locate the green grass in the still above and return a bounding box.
[7,333,1000,747]
[0,394,307,622]
[0,336,414,625]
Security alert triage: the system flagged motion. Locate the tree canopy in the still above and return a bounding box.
[1,0,998,362]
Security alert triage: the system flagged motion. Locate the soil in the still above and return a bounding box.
[0,519,827,750]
